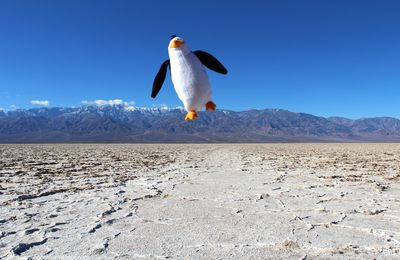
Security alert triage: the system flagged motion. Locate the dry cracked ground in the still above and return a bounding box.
[0,144,399,259]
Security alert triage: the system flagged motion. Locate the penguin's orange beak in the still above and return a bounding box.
[169,38,184,48]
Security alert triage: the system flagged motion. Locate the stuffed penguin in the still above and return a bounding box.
[151,35,228,120]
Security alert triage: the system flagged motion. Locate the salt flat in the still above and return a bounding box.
[0,144,399,259]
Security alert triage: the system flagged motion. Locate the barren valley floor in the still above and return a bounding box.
[0,144,399,259]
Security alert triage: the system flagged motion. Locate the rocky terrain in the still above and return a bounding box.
[1,106,400,142]
[0,144,399,258]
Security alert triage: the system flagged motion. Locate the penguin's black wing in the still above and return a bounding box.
[151,59,170,98]
[193,50,228,75]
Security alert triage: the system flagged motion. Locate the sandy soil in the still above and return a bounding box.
[0,144,399,259]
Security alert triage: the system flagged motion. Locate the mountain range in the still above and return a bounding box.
[0,105,400,143]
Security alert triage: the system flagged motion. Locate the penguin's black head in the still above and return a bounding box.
[170,35,177,40]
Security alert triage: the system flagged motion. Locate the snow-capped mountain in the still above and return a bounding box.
[0,105,400,143]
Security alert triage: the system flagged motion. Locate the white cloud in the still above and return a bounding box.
[175,106,185,110]
[152,103,169,109]
[151,104,184,111]
[81,99,135,107]
[31,100,49,106]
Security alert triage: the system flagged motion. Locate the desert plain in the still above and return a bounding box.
[0,144,399,259]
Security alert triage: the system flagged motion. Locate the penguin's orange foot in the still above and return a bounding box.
[185,111,198,121]
[205,101,217,111]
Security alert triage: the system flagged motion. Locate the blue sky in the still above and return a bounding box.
[0,0,399,119]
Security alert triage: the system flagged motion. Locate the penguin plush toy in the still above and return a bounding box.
[151,35,228,120]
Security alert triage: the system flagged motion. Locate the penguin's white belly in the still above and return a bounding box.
[170,52,211,111]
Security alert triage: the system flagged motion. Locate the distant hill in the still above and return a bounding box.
[0,105,399,143]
